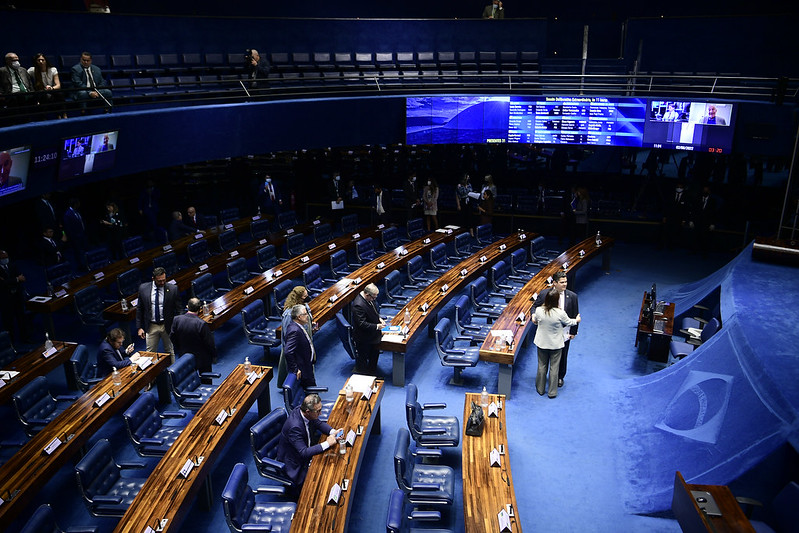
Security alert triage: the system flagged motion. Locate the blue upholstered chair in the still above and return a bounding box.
[383,270,415,305]
[152,251,179,277]
[433,318,480,385]
[69,344,102,392]
[404,383,460,449]
[45,262,73,288]
[393,428,455,507]
[122,236,144,257]
[385,489,452,533]
[249,407,294,485]
[285,233,306,257]
[20,504,98,533]
[74,439,148,517]
[453,295,493,342]
[73,285,115,333]
[202,214,218,229]
[302,264,326,296]
[330,249,355,277]
[334,311,358,360]
[453,232,473,257]
[382,226,402,250]
[85,247,111,270]
[0,331,18,368]
[340,213,359,234]
[166,353,221,410]
[281,373,332,421]
[277,210,298,230]
[469,276,506,317]
[12,376,79,436]
[219,207,240,224]
[313,222,333,244]
[406,256,435,287]
[187,238,211,264]
[509,248,534,280]
[251,218,270,240]
[226,257,249,288]
[218,229,238,252]
[739,481,799,533]
[221,463,296,533]
[475,223,494,246]
[354,237,377,265]
[268,280,295,320]
[191,272,227,302]
[428,243,453,273]
[123,391,191,456]
[489,260,524,298]
[406,217,425,240]
[529,236,558,266]
[241,299,280,352]
[256,244,278,272]
[669,317,720,361]
[116,268,141,298]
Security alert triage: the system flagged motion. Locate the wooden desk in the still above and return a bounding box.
[379,232,535,386]
[635,292,675,363]
[478,236,615,398]
[280,229,463,340]
[462,393,520,533]
[0,341,77,405]
[672,471,755,533]
[28,215,260,335]
[114,364,273,533]
[291,378,384,533]
[0,351,171,529]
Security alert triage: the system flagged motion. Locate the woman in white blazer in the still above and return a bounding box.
[533,288,580,398]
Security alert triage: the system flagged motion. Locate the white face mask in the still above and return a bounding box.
[676,187,683,193]
[427,181,431,186]
[10,61,21,69]
[265,178,271,183]
[334,176,340,181]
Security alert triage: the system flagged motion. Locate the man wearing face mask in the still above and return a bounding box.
[0,52,34,106]
[404,172,421,221]
[482,0,505,19]
[0,250,29,343]
[258,174,283,215]
[662,181,689,249]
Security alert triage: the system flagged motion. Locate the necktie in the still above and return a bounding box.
[154,286,161,322]
[304,419,311,446]
[116,349,124,361]
[269,184,275,201]
[85,67,96,89]
[12,69,27,93]
[676,192,681,202]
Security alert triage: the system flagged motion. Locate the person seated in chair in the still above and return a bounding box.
[97,328,139,376]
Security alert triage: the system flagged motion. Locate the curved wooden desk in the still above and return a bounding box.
[0,341,77,405]
[477,235,614,398]
[0,351,171,529]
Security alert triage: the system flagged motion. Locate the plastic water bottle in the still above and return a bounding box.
[404,308,411,330]
[120,298,128,312]
[44,332,54,351]
[202,301,210,315]
[112,367,121,387]
[244,357,252,374]
[46,282,54,297]
[481,386,489,408]
[595,230,602,246]
[345,384,354,404]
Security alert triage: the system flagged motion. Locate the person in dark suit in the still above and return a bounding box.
[662,181,690,249]
[97,328,137,377]
[284,304,317,388]
[482,0,505,18]
[276,393,341,491]
[38,227,64,266]
[0,52,33,106]
[351,283,384,375]
[136,267,181,358]
[245,49,270,89]
[403,173,421,221]
[62,198,89,271]
[257,175,283,216]
[532,271,579,388]
[168,211,197,241]
[138,180,160,240]
[170,297,217,374]
[35,193,59,232]
[70,52,112,107]
[689,184,719,253]
[185,206,205,230]
[0,250,28,342]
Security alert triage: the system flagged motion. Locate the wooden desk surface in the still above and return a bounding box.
[478,236,615,366]
[673,471,756,533]
[0,351,171,529]
[27,215,259,315]
[462,393,520,533]
[291,378,384,533]
[636,292,675,338]
[0,341,77,405]
[114,364,273,533]
[283,229,462,337]
[379,232,534,354]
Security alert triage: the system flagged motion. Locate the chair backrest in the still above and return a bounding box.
[770,481,799,532]
[202,214,218,228]
[122,236,144,257]
[19,504,61,533]
[382,226,399,250]
[187,239,210,264]
[475,223,493,244]
[470,276,489,305]
[222,463,254,531]
[340,213,359,234]
[356,237,375,263]
[313,223,332,244]
[454,232,471,255]
[407,218,424,240]
[303,264,323,290]
[454,294,473,330]
[393,428,414,493]
[286,233,306,257]
[384,270,403,300]
[219,208,239,223]
[271,279,295,316]
[167,353,201,400]
[406,255,425,282]
[251,218,270,240]
[434,317,454,353]
[404,383,424,441]
[490,260,510,287]
[249,408,291,483]
[430,243,447,267]
[282,372,304,412]
[510,248,527,273]
[701,317,720,343]
[242,299,267,334]
[256,244,277,271]
[123,391,161,444]
[75,439,119,500]
[218,229,238,252]
[86,247,111,270]
[330,249,350,276]
[74,285,103,318]
[335,311,356,359]
[227,257,248,286]
[530,235,546,258]
[0,331,17,368]
[69,344,97,391]
[191,273,216,301]
[277,210,298,230]
[12,376,55,432]
[152,252,178,277]
[45,262,72,287]
[117,268,141,297]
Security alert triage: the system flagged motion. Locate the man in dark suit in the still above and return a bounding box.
[170,297,217,373]
[136,267,181,358]
[63,198,89,271]
[482,0,505,18]
[185,206,205,230]
[0,52,33,105]
[277,393,341,491]
[257,175,283,216]
[351,283,384,375]
[532,271,579,387]
[662,181,690,249]
[284,304,317,388]
[403,173,420,221]
[38,227,64,266]
[97,328,137,377]
[690,184,718,253]
[70,52,112,107]
[168,211,198,241]
[35,193,59,232]
[0,249,28,342]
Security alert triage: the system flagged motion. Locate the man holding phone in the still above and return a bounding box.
[97,327,139,376]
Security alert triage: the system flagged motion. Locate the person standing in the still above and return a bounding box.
[284,304,317,388]
[422,178,439,231]
[0,250,28,342]
[455,173,475,235]
[372,185,390,226]
[38,227,64,266]
[478,189,494,225]
[100,201,126,259]
[482,0,505,18]
[351,283,384,375]
[170,297,217,374]
[278,286,316,387]
[258,175,283,216]
[572,187,590,242]
[532,289,580,398]
[403,172,421,221]
[532,271,579,388]
[136,267,181,358]
[62,198,89,271]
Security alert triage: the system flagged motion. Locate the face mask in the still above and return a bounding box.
[427,181,431,186]
[411,177,416,182]
[265,178,271,183]
[0,258,8,266]
[676,187,683,193]
[11,61,20,69]
[334,176,340,181]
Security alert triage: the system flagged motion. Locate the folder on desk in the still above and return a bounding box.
[345,374,376,395]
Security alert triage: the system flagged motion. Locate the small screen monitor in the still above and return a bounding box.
[58,130,118,180]
[0,145,32,198]
[643,101,734,153]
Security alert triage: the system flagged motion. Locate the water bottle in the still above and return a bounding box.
[481,386,489,408]
[244,357,252,374]
[403,308,411,334]
[338,437,347,455]
[345,384,354,404]
[202,301,210,315]
[120,298,128,312]
[46,282,54,297]
[112,367,121,387]
[44,332,54,351]
[595,230,602,246]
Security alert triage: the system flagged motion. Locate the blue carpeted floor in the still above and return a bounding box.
[2,238,795,532]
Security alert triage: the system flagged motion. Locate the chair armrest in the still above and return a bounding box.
[161,411,187,418]
[693,317,709,325]
[85,377,104,385]
[267,315,282,321]
[0,439,25,447]
[260,456,287,470]
[410,510,441,521]
[200,372,221,378]
[471,311,491,318]
[411,482,440,491]
[92,495,123,504]
[118,461,147,469]
[27,418,51,426]
[685,338,702,346]
[414,448,443,458]
[181,391,202,398]
[304,386,329,393]
[139,437,165,445]
[65,527,99,533]
[454,335,474,342]
[422,402,447,409]
[241,525,273,532]
[56,394,80,402]
[322,278,338,284]
[497,284,513,290]
[692,304,710,311]
[444,348,466,355]
[734,496,763,518]
[420,428,447,435]
[255,485,287,495]
[381,303,399,309]
[217,288,231,293]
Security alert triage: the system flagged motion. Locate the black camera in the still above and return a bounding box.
[244,49,253,62]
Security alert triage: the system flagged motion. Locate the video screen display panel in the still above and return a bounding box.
[58,130,119,180]
[642,101,735,152]
[0,145,32,198]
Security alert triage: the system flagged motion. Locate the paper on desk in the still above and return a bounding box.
[382,333,405,344]
[29,296,52,303]
[345,374,376,395]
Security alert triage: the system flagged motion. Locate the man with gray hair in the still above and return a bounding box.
[245,48,270,89]
[0,52,33,100]
[284,303,317,387]
[170,297,217,373]
[351,283,384,375]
